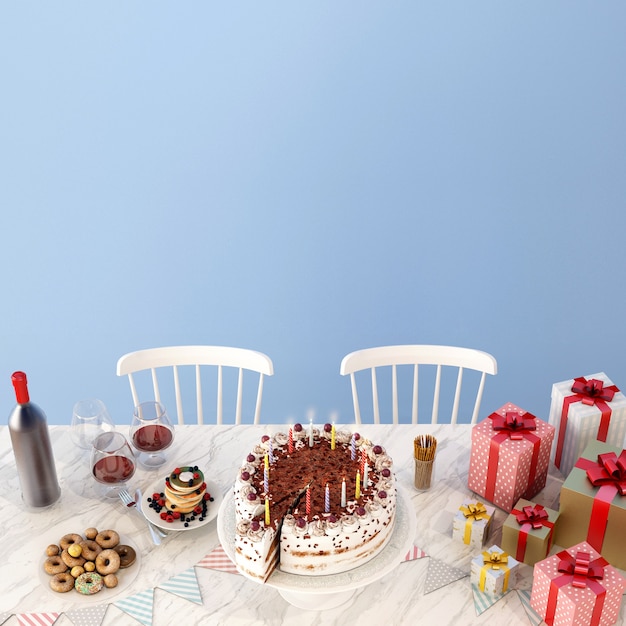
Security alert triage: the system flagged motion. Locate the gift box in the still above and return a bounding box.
[452,499,495,548]
[530,541,626,626]
[501,498,559,565]
[470,544,519,596]
[549,372,626,477]
[555,439,626,570]
[467,402,555,511]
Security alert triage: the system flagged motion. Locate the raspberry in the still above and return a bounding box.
[194,505,202,514]
[203,493,211,500]
[160,512,168,520]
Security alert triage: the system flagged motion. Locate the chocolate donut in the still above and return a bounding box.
[114,544,137,568]
[95,548,121,575]
[50,572,74,593]
[75,572,104,595]
[95,529,120,549]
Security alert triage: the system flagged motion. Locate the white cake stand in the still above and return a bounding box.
[217,487,416,610]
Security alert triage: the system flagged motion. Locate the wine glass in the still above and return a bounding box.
[90,431,136,498]
[130,401,174,469]
[71,399,115,450]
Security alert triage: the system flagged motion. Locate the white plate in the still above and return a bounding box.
[217,486,416,593]
[141,477,223,531]
[39,527,141,603]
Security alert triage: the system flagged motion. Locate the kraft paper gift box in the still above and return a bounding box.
[451,499,495,549]
[555,439,626,570]
[529,541,626,626]
[501,498,559,566]
[467,402,555,512]
[549,372,626,478]
[470,544,519,596]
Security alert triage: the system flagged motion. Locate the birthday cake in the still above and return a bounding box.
[233,424,396,581]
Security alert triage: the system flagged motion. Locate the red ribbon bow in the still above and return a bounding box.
[516,504,549,529]
[585,451,626,496]
[557,551,605,589]
[571,378,616,405]
[491,411,536,440]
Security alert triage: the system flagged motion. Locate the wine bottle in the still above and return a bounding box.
[8,371,61,508]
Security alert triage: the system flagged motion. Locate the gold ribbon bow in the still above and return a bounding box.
[480,551,510,593]
[460,503,490,544]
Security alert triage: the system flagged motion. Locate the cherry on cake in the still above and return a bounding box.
[233,424,396,581]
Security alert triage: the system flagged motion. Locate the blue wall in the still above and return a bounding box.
[1,3,625,425]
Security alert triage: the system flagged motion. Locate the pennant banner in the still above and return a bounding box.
[0,613,11,626]
[64,605,109,626]
[423,558,468,594]
[196,546,239,574]
[16,614,60,626]
[516,589,543,626]
[158,567,203,605]
[403,545,427,562]
[114,588,154,626]
[472,582,510,616]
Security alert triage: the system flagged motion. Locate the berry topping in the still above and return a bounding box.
[356,506,366,516]
[193,472,200,479]
[373,445,383,454]
[381,468,391,477]
[378,490,388,499]
[247,492,258,501]
[354,433,361,440]
[246,454,256,463]
[296,517,307,528]
[294,423,303,432]
[323,423,332,432]
[261,435,270,442]
[241,471,250,481]
[328,515,338,523]
[251,520,260,531]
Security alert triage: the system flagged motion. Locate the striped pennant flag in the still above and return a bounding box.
[196,546,239,574]
[402,545,427,562]
[158,566,203,605]
[64,604,109,626]
[517,589,543,626]
[114,588,154,626]
[16,614,60,626]
[471,582,510,616]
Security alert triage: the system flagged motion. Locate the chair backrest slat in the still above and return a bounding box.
[340,344,497,425]
[117,345,274,425]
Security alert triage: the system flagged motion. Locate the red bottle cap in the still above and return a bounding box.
[11,371,30,404]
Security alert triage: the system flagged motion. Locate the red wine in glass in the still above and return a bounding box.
[90,432,136,498]
[93,456,135,483]
[130,401,174,469]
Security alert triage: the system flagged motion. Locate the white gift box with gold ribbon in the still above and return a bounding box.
[452,499,495,549]
[470,544,519,596]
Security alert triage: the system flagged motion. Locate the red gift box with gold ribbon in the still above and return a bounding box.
[530,541,625,626]
[548,372,626,478]
[556,440,626,570]
[468,402,555,512]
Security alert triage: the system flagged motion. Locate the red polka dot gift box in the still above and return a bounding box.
[548,372,626,478]
[555,440,626,571]
[529,541,626,626]
[467,403,555,512]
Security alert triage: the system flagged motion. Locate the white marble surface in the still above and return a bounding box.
[0,423,624,626]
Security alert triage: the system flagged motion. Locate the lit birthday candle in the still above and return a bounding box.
[355,470,361,499]
[324,482,330,513]
[331,423,336,450]
[341,477,347,507]
[288,427,294,454]
[265,497,270,526]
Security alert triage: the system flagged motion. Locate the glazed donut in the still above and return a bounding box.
[44,556,68,575]
[79,539,102,561]
[60,533,83,550]
[46,544,60,557]
[50,572,74,593]
[61,548,86,569]
[95,548,121,575]
[114,544,137,568]
[75,572,104,595]
[103,573,118,588]
[84,527,98,540]
[95,529,120,549]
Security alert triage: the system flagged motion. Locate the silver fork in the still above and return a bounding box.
[119,488,166,545]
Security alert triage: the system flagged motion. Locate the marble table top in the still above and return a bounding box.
[0,423,624,626]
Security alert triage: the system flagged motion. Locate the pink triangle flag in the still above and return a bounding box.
[196,545,239,574]
[16,614,60,626]
[402,545,427,561]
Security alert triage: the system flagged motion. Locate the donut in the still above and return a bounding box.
[84,527,98,540]
[103,573,118,588]
[46,544,60,557]
[60,533,83,550]
[114,544,136,568]
[79,539,102,561]
[61,548,86,568]
[50,572,74,593]
[95,529,120,549]
[44,556,68,575]
[75,572,104,595]
[95,548,121,575]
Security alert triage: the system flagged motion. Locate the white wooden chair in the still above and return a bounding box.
[340,345,497,425]
[116,345,274,425]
